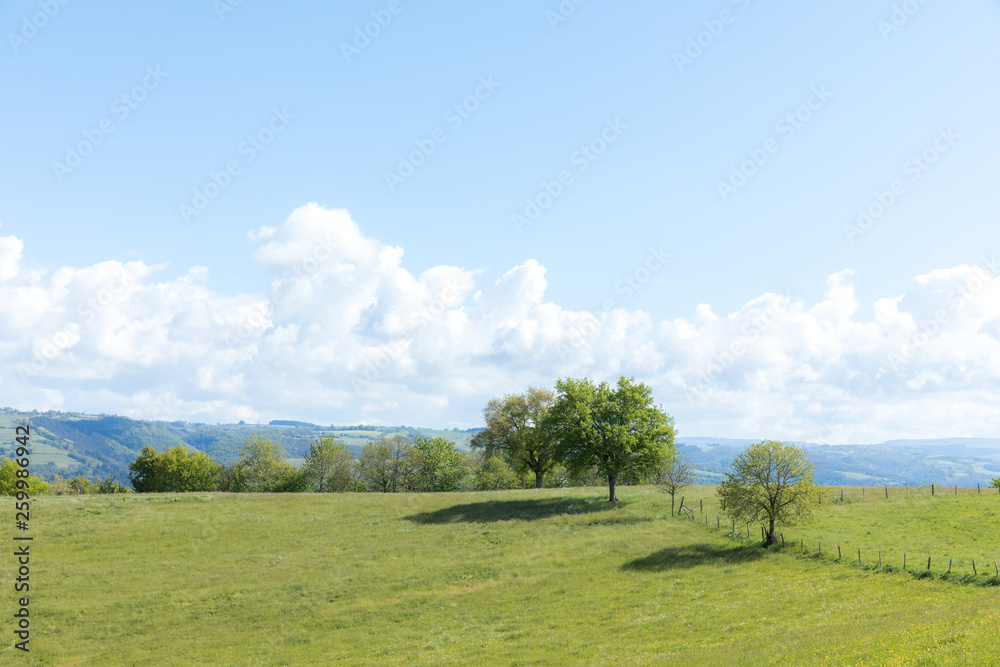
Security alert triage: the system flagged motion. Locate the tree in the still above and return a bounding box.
[0,458,49,496]
[992,477,1000,489]
[547,376,675,502]
[657,452,696,516]
[128,444,222,492]
[302,436,352,492]
[354,436,418,493]
[717,440,822,546]
[411,435,469,492]
[234,436,296,492]
[474,387,557,488]
[471,453,523,491]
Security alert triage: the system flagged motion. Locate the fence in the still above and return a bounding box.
[673,487,1000,583]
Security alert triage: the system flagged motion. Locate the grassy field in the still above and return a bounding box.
[2,486,1000,665]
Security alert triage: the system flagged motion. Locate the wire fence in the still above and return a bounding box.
[672,486,1000,584]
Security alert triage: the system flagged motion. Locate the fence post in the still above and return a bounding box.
[781,533,785,546]
[995,562,998,577]
[838,545,841,560]
[717,516,720,529]
[948,559,952,574]
[878,551,881,568]
[932,484,935,496]
[700,499,703,513]
[885,486,888,500]
[841,489,844,502]
[858,548,861,565]
[732,519,735,536]
[906,484,908,497]
[863,488,865,501]
[819,541,822,556]
[903,553,906,571]
[927,556,931,571]
[973,560,977,576]
[978,483,981,494]
[747,523,750,539]
[955,485,957,496]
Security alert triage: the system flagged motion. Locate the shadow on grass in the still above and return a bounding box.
[405,497,617,524]
[622,543,766,572]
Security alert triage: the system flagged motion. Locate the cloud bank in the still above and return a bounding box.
[2,205,999,443]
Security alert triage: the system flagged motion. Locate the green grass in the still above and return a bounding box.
[3,487,1000,665]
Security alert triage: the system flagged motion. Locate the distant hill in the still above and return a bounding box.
[677,437,1000,487]
[0,409,481,484]
[2,408,997,489]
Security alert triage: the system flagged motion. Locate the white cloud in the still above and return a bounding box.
[1,204,999,442]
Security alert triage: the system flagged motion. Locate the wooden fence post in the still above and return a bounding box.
[995,562,998,577]
[948,559,952,574]
[819,541,822,556]
[885,486,888,500]
[841,489,844,502]
[838,545,841,560]
[903,553,906,571]
[747,523,750,538]
[863,487,866,501]
[927,556,931,571]
[700,499,703,513]
[717,516,720,529]
[978,483,981,494]
[973,560,977,576]
[878,551,881,568]
[955,485,957,496]
[906,484,909,497]
[932,484,935,496]
[732,519,735,535]
[858,548,861,565]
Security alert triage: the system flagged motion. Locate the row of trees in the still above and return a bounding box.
[475,376,676,501]
[0,457,130,496]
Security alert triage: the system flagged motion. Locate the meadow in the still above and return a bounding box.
[2,486,1000,665]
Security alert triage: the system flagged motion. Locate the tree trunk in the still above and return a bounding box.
[535,470,544,489]
[766,517,777,546]
[608,474,618,502]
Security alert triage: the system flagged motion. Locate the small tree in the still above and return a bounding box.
[302,436,352,492]
[0,457,49,496]
[657,453,696,516]
[717,440,822,546]
[991,477,1000,489]
[234,436,295,492]
[354,436,418,492]
[411,436,469,492]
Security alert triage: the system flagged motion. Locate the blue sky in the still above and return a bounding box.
[2,0,1000,442]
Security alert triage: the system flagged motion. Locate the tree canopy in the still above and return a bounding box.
[717,440,822,545]
[474,387,557,488]
[547,376,675,502]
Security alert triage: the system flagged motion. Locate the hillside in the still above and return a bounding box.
[4,487,999,665]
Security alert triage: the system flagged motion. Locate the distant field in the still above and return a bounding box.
[3,486,1000,665]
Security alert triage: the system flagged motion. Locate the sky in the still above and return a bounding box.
[1,0,999,443]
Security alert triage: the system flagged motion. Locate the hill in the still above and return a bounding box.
[4,486,999,664]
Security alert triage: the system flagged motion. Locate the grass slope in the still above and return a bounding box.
[2,487,1000,665]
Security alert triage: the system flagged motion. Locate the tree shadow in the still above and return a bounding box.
[622,543,766,572]
[405,497,617,524]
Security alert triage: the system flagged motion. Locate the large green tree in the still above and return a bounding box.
[717,440,822,546]
[302,436,353,492]
[548,376,675,502]
[0,457,49,496]
[473,387,557,488]
[129,445,222,492]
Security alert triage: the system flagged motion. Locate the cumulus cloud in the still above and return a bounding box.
[1,204,999,442]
